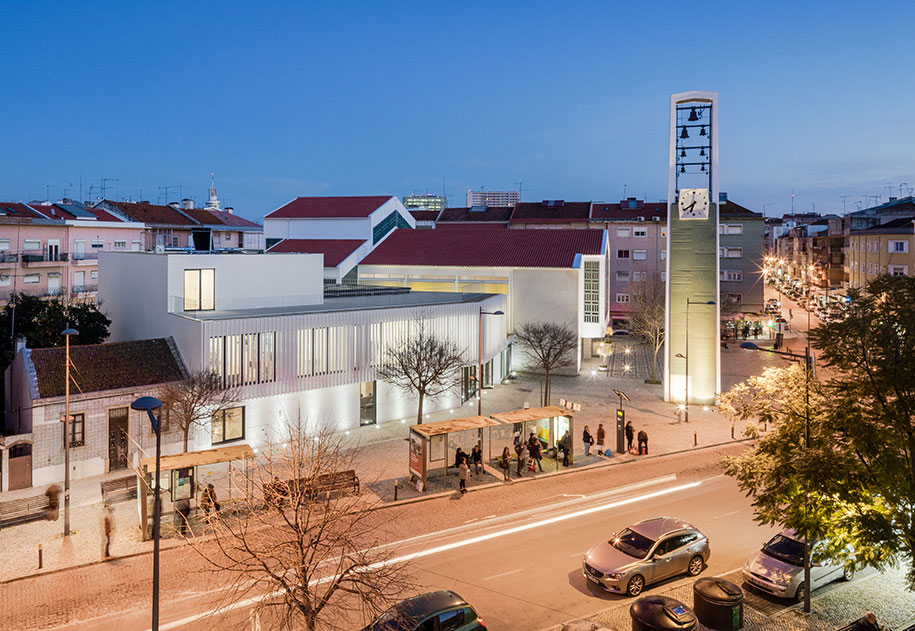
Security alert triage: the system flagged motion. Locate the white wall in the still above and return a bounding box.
[264,217,370,241]
[512,268,581,374]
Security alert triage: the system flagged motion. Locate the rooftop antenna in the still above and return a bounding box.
[762,203,774,214]
[623,184,627,199]
[45,184,60,201]
[101,178,119,201]
[840,196,849,213]
[515,181,526,200]
[791,191,795,212]
[158,185,181,205]
[901,183,913,197]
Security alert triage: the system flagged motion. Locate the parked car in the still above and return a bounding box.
[742,530,853,602]
[362,591,486,631]
[582,516,710,596]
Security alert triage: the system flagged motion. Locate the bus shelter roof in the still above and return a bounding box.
[410,415,501,438]
[139,443,255,472]
[489,405,573,424]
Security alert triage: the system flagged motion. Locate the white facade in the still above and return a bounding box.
[263,197,415,244]
[465,190,520,208]
[99,252,509,451]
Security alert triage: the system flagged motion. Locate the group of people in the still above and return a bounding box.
[581,421,648,456]
[453,445,484,494]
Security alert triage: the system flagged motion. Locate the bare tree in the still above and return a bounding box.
[629,275,665,383]
[159,370,239,451]
[189,421,411,631]
[515,321,578,406]
[376,317,465,424]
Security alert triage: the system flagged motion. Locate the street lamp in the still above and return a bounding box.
[478,308,504,416]
[131,395,163,631]
[739,341,814,613]
[680,299,716,422]
[61,326,78,537]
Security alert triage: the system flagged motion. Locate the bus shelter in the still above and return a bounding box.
[136,443,254,540]
[489,405,575,465]
[409,416,502,491]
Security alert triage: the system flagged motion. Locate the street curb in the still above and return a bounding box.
[1,437,754,585]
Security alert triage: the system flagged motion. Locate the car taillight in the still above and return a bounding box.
[477,616,486,627]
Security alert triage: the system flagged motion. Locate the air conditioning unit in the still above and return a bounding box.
[637,216,645,222]
[652,216,660,222]
[154,244,165,254]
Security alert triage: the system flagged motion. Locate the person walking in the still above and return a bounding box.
[529,436,543,471]
[560,431,571,466]
[625,421,634,453]
[596,423,606,454]
[582,426,594,456]
[517,443,529,476]
[470,445,483,476]
[102,506,113,558]
[637,429,649,455]
[200,483,220,516]
[500,447,511,481]
[458,461,469,494]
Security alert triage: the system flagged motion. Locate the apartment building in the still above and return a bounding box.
[718,201,765,314]
[846,217,915,289]
[466,189,520,208]
[403,194,446,214]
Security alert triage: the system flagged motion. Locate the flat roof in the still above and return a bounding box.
[140,444,254,471]
[411,416,501,437]
[182,290,497,320]
[489,405,573,424]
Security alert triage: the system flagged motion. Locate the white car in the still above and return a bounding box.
[742,530,853,601]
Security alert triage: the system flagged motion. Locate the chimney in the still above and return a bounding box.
[180,198,194,209]
[15,335,26,354]
[168,202,180,209]
[224,206,234,214]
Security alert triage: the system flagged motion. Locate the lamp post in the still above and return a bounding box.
[61,326,78,537]
[680,299,716,422]
[478,308,505,416]
[131,396,163,631]
[739,341,813,613]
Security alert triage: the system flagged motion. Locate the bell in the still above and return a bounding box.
[699,147,706,157]
[680,127,689,139]
[688,107,699,122]
[700,164,707,173]
[699,126,707,137]
[680,165,686,174]
[680,149,687,158]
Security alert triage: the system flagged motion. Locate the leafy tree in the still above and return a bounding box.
[515,321,577,406]
[629,276,665,383]
[376,317,465,424]
[159,370,239,452]
[0,293,110,368]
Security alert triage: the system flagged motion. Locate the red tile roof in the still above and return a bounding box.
[590,201,668,221]
[720,200,763,218]
[361,228,605,268]
[435,223,509,230]
[184,208,262,229]
[510,201,592,223]
[266,196,392,219]
[0,202,50,220]
[438,206,513,223]
[267,238,365,266]
[105,200,197,225]
[30,338,186,399]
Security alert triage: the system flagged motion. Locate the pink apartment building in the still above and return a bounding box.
[0,201,145,301]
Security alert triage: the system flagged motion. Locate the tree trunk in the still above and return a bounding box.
[544,370,551,406]
[416,391,424,425]
[183,424,190,452]
[650,343,660,382]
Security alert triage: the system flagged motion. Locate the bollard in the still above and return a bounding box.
[393,479,399,502]
[694,431,698,447]
[38,544,43,569]
[763,421,767,432]
[731,426,735,439]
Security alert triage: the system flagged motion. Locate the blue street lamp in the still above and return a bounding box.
[131,395,163,631]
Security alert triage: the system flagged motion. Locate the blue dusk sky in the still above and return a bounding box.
[1,1,913,222]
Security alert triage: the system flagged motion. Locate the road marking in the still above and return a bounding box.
[151,478,704,631]
[714,510,740,519]
[483,568,524,581]
[570,551,587,557]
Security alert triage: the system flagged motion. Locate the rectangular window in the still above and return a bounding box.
[23,274,40,284]
[242,333,259,385]
[632,271,646,282]
[327,326,351,373]
[212,407,245,444]
[583,261,600,323]
[92,238,104,249]
[633,249,647,261]
[0,239,9,250]
[225,334,242,387]
[616,271,631,281]
[296,329,313,377]
[616,293,630,304]
[260,332,276,383]
[616,227,631,238]
[0,275,9,287]
[660,271,667,281]
[209,336,225,380]
[719,247,743,258]
[23,239,40,251]
[113,240,127,249]
[633,228,647,238]
[314,327,328,375]
[889,265,909,276]
[183,268,215,311]
[616,250,630,259]
[719,224,743,235]
[131,240,142,251]
[720,270,743,281]
[91,270,98,281]
[372,211,411,245]
[889,240,909,253]
[660,249,667,260]
[69,412,86,447]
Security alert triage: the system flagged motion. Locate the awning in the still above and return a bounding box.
[489,405,573,424]
[139,443,255,472]
[410,416,501,437]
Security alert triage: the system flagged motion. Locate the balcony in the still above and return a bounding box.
[72,251,100,263]
[71,284,98,295]
[0,253,18,264]
[21,250,69,265]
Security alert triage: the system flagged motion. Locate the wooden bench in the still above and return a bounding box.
[310,470,359,496]
[267,470,360,505]
[0,494,52,529]
[101,475,138,506]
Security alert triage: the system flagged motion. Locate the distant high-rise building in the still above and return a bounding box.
[403,194,446,213]
[466,189,520,208]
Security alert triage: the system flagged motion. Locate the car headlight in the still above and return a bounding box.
[605,572,624,580]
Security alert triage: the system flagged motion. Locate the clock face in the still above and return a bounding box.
[678,188,710,220]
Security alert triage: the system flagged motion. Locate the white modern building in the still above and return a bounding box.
[98,252,508,452]
[466,190,520,208]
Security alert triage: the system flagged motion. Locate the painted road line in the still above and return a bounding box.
[483,568,524,581]
[152,477,705,631]
[714,510,740,519]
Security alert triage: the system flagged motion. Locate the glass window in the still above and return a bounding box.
[0,239,9,250]
[260,332,276,383]
[583,261,600,323]
[438,608,466,631]
[243,333,259,385]
[297,329,313,377]
[633,228,647,238]
[611,527,655,559]
[225,335,242,387]
[114,241,127,249]
[0,275,9,287]
[212,407,245,444]
[616,227,630,238]
[633,250,647,261]
[660,249,667,260]
[69,412,85,447]
[23,274,40,284]
[184,268,215,311]
[90,270,98,281]
[617,250,630,259]
[616,271,630,281]
[23,239,41,251]
[314,328,328,375]
[616,293,630,304]
[200,269,215,309]
[209,336,225,381]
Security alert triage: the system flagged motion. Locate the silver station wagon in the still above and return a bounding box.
[582,516,710,596]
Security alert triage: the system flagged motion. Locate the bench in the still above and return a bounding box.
[0,494,52,529]
[101,475,138,506]
[310,470,359,496]
[267,469,360,505]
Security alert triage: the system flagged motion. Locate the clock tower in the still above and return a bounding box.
[664,91,720,407]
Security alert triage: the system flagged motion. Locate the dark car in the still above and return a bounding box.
[362,591,486,631]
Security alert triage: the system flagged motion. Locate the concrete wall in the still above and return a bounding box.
[512,268,581,374]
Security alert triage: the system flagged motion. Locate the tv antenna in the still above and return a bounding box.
[158,185,182,205]
[840,196,850,213]
[101,178,119,201]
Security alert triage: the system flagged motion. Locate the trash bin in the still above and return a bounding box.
[630,595,697,631]
[693,577,744,630]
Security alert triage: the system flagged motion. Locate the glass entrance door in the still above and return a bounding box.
[359,381,376,426]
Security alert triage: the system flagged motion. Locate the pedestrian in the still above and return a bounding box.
[529,436,543,471]
[174,498,191,535]
[500,447,511,481]
[454,447,467,469]
[560,431,571,466]
[582,425,594,456]
[517,443,529,476]
[458,461,469,494]
[513,435,523,458]
[103,506,113,558]
[855,612,880,631]
[45,484,61,521]
[200,483,220,516]
[470,445,482,475]
[637,429,649,455]
[596,423,606,453]
[789,308,793,321]
[625,421,634,453]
